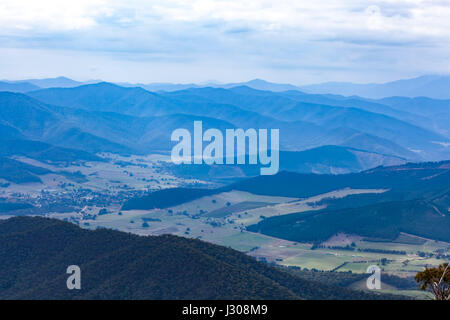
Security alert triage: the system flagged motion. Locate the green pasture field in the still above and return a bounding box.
[205,201,273,218]
[347,278,431,299]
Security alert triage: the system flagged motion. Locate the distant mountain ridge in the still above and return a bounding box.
[25,82,450,161]
[4,75,450,99]
[0,81,40,93]
[3,76,84,89]
[114,78,302,92]
[0,91,239,155]
[299,75,450,99]
[2,78,449,167]
[164,145,406,181]
[114,75,450,99]
[160,86,449,159]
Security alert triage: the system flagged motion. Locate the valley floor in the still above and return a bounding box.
[1,153,448,299]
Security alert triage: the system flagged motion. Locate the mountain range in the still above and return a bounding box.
[299,75,450,99]
[23,82,450,159]
[3,75,450,98]
[0,77,449,179]
[113,75,450,99]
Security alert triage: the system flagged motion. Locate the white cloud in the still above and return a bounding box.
[0,0,450,83]
[2,0,449,38]
[0,0,111,31]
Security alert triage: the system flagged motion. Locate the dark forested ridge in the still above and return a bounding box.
[230,160,450,198]
[123,160,450,207]
[0,157,52,183]
[247,199,450,242]
[0,216,399,300]
[0,139,102,164]
[244,161,450,242]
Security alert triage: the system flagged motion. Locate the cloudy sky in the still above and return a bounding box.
[1,0,450,84]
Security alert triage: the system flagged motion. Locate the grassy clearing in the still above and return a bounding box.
[282,251,350,271]
[205,201,273,218]
[357,238,449,254]
[348,278,397,291]
[347,279,431,299]
[207,231,274,252]
[394,233,427,245]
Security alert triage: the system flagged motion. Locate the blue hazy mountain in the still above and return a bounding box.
[117,75,450,99]
[218,79,302,92]
[0,92,406,180]
[277,145,405,173]
[28,82,173,114]
[231,87,449,139]
[0,123,24,139]
[162,86,449,160]
[278,90,433,126]
[9,75,450,99]
[0,91,132,154]
[16,76,84,88]
[26,83,354,152]
[0,91,241,154]
[118,81,202,92]
[6,81,450,161]
[113,78,450,138]
[299,75,450,99]
[116,78,302,92]
[166,145,406,181]
[377,96,450,116]
[373,96,450,137]
[0,139,102,163]
[21,77,450,140]
[0,81,40,93]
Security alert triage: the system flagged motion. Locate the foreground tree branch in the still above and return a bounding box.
[415,263,450,300]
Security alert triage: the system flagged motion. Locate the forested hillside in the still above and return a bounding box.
[0,216,396,300]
